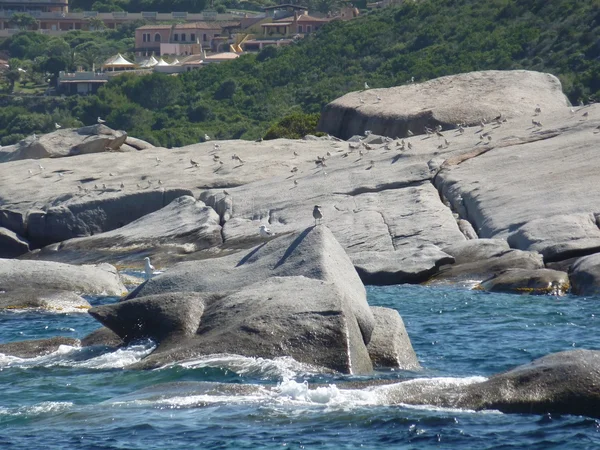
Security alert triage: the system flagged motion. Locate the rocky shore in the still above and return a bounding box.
[1,70,600,418]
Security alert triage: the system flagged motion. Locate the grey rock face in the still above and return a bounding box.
[0,259,126,296]
[434,239,544,282]
[569,253,600,296]
[40,196,222,263]
[0,226,29,258]
[352,245,454,285]
[0,288,90,311]
[377,350,600,418]
[0,124,127,163]
[318,70,569,139]
[367,306,420,370]
[81,327,124,348]
[90,292,207,343]
[478,268,569,295]
[457,350,600,417]
[0,337,80,358]
[128,226,376,344]
[125,277,373,374]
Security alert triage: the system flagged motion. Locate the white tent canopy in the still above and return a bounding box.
[102,53,136,70]
[154,58,170,67]
[139,55,158,68]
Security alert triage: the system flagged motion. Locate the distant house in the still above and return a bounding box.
[135,22,242,56]
[260,11,331,37]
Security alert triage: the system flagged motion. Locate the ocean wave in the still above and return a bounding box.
[157,354,326,380]
[0,401,73,417]
[0,340,156,370]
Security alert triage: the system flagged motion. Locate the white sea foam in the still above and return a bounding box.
[0,341,155,370]
[0,401,73,417]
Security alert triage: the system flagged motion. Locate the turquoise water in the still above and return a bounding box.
[1,284,600,449]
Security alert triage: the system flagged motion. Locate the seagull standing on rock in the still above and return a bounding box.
[259,225,273,237]
[97,117,106,124]
[313,205,323,226]
[143,257,155,280]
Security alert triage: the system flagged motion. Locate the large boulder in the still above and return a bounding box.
[104,277,373,374]
[38,196,222,264]
[318,70,569,139]
[477,268,569,295]
[0,226,29,258]
[0,259,126,296]
[569,253,600,296]
[367,306,420,370]
[0,288,90,312]
[0,124,127,163]
[128,226,376,344]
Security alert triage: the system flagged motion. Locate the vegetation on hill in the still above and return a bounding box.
[1,0,599,146]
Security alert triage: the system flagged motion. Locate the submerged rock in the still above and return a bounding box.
[0,288,90,312]
[0,336,80,358]
[477,268,569,295]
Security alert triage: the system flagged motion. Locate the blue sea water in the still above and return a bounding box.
[1,284,600,449]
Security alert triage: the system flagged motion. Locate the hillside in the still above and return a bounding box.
[1,0,599,146]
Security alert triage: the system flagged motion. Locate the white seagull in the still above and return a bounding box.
[143,257,155,280]
[364,82,370,90]
[55,123,62,129]
[259,225,273,237]
[204,134,210,141]
[313,205,323,226]
[97,117,106,124]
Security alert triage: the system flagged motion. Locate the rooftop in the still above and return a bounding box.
[137,21,241,31]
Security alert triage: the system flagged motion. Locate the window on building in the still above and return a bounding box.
[307,25,312,32]
[174,33,179,41]
[191,33,196,42]
[143,33,147,42]
[181,33,186,41]
[154,33,161,42]
[298,25,303,33]
[203,33,207,41]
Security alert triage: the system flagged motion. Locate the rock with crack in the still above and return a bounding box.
[34,196,222,264]
[318,70,569,139]
[569,253,600,296]
[435,103,600,265]
[367,306,421,370]
[0,124,127,163]
[0,288,90,312]
[433,239,544,283]
[127,226,376,345]
[26,188,192,248]
[0,336,80,358]
[477,268,569,295]
[0,258,126,296]
[352,245,454,285]
[93,277,374,374]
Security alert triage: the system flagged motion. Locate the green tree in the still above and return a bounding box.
[9,13,37,31]
[87,17,106,31]
[264,112,321,140]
